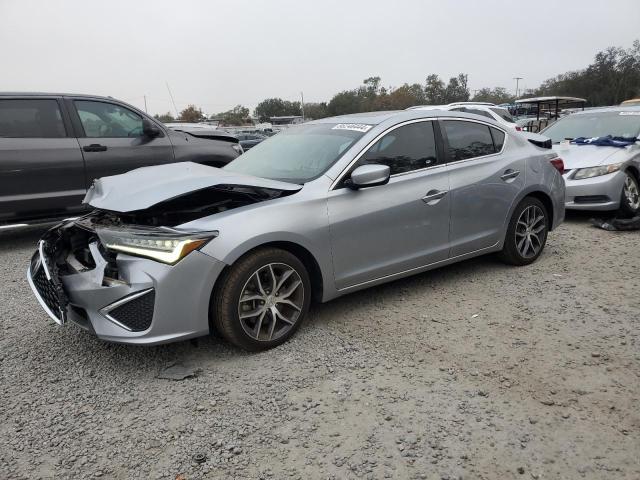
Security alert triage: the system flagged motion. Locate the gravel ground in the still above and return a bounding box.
[1,215,638,480]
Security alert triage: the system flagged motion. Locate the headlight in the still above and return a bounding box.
[96,226,218,265]
[573,162,623,180]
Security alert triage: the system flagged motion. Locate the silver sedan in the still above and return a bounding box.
[27,110,565,350]
[542,106,640,215]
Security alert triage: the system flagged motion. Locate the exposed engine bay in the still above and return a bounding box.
[96,183,297,227]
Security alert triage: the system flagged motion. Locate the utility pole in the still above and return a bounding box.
[300,91,305,122]
[143,95,148,113]
[513,77,523,99]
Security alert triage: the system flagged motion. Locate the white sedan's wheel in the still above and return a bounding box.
[621,172,640,215]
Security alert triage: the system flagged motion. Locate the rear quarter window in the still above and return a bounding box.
[0,99,66,138]
[490,127,506,151]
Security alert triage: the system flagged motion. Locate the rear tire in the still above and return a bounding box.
[620,170,640,217]
[211,248,311,351]
[499,197,549,266]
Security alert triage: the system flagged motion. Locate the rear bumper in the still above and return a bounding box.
[28,238,226,345]
[563,170,624,211]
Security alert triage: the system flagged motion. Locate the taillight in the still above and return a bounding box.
[550,158,564,175]
[515,126,522,131]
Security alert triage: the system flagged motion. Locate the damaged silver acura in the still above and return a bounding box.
[27,110,565,350]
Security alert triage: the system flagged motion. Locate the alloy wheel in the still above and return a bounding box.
[237,262,304,341]
[515,205,546,258]
[623,174,640,211]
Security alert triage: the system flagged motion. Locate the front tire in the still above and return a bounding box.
[499,197,548,266]
[212,248,311,351]
[620,170,640,217]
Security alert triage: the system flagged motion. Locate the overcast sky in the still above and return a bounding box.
[1,0,638,116]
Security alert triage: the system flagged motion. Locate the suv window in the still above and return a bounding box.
[442,120,496,161]
[0,99,66,138]
[452,107,493,120]
[359,121,437,175]
[75,100,143,138]
[490,107,515,123]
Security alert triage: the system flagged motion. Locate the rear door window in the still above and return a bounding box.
[442,120,496,162]
[74,100,143,138]
[0,99,66,138]
[359,121,438,175]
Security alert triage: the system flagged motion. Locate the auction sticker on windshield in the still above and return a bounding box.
[332,123,373,133]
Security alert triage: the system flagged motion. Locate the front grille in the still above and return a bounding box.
[29,247,68,323]
[32,266,62,314]
[105,290,155,332]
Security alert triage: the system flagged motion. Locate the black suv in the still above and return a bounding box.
[0,93,241,226]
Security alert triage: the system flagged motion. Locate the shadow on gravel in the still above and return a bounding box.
[0,225,51,250]
[308,253,504,328]
[563,210,603,224]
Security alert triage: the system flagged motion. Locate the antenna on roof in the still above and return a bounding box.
[166,82,179,118]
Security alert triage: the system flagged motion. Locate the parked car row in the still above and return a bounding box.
[233,132,268,150]
[0,93,241,226]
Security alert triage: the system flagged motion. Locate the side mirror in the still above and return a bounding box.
[142,118,161,138]
[347,164,391,189]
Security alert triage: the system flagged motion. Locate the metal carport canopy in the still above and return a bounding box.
[515,96,587,120]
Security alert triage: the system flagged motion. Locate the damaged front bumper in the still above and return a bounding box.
[27,219,226,345]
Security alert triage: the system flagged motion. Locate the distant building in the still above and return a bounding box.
[269,115,304,126]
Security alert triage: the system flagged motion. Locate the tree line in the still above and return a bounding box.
[155,40,640,125]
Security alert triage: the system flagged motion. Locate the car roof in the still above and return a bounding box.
[410,104,508,112]
[310,109,505,127]
[447,102,496,107]
[450,104,507,111]
[569,105,640,115]
[0,92,118,100]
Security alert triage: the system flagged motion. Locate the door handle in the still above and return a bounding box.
[422,189,448,204]
[83,144,108,152]
[500,169,520,182]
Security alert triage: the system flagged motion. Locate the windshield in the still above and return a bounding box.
[542,111,640,143]
[490,108,515,123]
[223,123,367,183]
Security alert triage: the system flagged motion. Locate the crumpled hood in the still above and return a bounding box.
[552,143,629,169]
[83,162,301,212]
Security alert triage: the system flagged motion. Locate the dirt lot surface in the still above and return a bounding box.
[1,215,638,480]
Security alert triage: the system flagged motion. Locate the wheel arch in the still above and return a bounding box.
[499,187,558,251]
[214,240,325,304]
[625,163,640,182]
[526,191,554,229]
